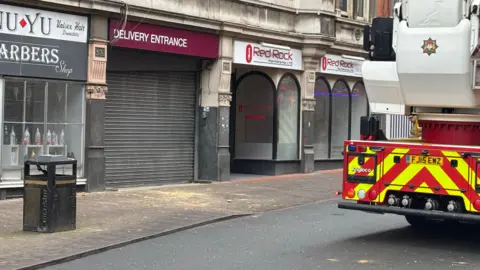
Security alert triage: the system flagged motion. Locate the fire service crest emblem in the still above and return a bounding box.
[421,38,439,56]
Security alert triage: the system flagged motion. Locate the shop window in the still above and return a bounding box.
[314,77,331,160]
[276,74,300,160]
[235,73,275,160]
[2,78,85,180]
[350,82,369,140]
[339,0,348,11]
[330,80,350,159]
[355,0,364,18]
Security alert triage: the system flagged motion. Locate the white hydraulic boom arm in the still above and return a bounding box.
[362,0,480,115]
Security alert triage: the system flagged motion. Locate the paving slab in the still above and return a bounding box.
[0,169,342,270]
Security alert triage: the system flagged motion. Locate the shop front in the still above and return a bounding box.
[230,40,304,175]
[314,54,367,168]
[106,19,219,187]
[0,3,88,192]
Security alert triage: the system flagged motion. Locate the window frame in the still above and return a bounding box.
[329,79,352,160]
[339,0,348,12]
[232,71,277,160]
[313,76,333,160]
[355,0,365,20]
[232,71,302,161]
[350,81,369,140]
[276,73,301,161]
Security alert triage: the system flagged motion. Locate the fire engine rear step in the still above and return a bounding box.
[337,202,480,222]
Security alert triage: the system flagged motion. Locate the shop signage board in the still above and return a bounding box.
[109,19,220,58]
[233,41,303,70]
[0,4,88,81]
[319,54,363,77]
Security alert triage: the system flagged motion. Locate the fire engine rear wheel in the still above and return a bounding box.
[404,215,435,228]
[405,215,458,229]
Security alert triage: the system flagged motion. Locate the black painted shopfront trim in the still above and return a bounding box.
[231,159,301,175]
[314,159,343,171]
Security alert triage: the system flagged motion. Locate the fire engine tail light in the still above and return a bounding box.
[357,146,367,152]
[347,189,355,198]
[347,145,367,152]
[474,200,480,211]
[368,189,378,200]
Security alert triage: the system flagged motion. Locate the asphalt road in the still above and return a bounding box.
[45,200,480,270]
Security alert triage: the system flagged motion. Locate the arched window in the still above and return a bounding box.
[330,80,350,159]
[276,74,300,160]
[350,82,368,140]
[313,77,331,160]
[234,72,275,160]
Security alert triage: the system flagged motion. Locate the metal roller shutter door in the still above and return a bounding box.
[105,71,196,187]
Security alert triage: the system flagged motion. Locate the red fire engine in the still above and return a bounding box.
[337,0,480,227]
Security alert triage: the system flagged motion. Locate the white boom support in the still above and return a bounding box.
[363,0,480,115]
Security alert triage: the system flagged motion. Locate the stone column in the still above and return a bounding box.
[300,47,325,173]
[84,16,108,192]
[217,89,232,181]
[301,96,316,173]
[198,35,233,181]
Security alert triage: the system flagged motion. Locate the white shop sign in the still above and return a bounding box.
[233,40,303,70]
[320,54,363,77]
[0,4,88,43]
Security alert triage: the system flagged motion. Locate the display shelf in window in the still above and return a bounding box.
[23,145,43,160]
[46,145,67,156]
[2,144,20,166]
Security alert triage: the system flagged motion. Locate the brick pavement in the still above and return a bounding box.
[0,169,342,270]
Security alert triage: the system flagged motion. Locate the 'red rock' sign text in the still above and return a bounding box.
[233,41,303,70]
[252,46,293,60]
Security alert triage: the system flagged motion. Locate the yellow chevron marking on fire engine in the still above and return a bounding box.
[423,167,470,208]
[369,164,375,176]
[347,147,409,179]
[347,147,411,202]
[347,157,376,177]
[416,182,434,194]
[346,155,374,201]
[442,152,471,180]
[379,164,424,199]
[382,148,410,176]
[442,152,472,180]
[442,151,478,212]
[426,166,458,192]
[380,164,469,204]
[347,156,360,173]
[389,163,423,185]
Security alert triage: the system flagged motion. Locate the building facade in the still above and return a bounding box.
[230,40,305,175]
[314,54,368,170]
[104,19,220,188]
[0,2,89,198]
[0,0,380,195]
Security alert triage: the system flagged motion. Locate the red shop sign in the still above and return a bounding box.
[109,19,219,58]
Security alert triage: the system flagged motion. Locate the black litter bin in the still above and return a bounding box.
[23,155,77,233]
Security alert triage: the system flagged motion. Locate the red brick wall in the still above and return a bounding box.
[376,0,392,17]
